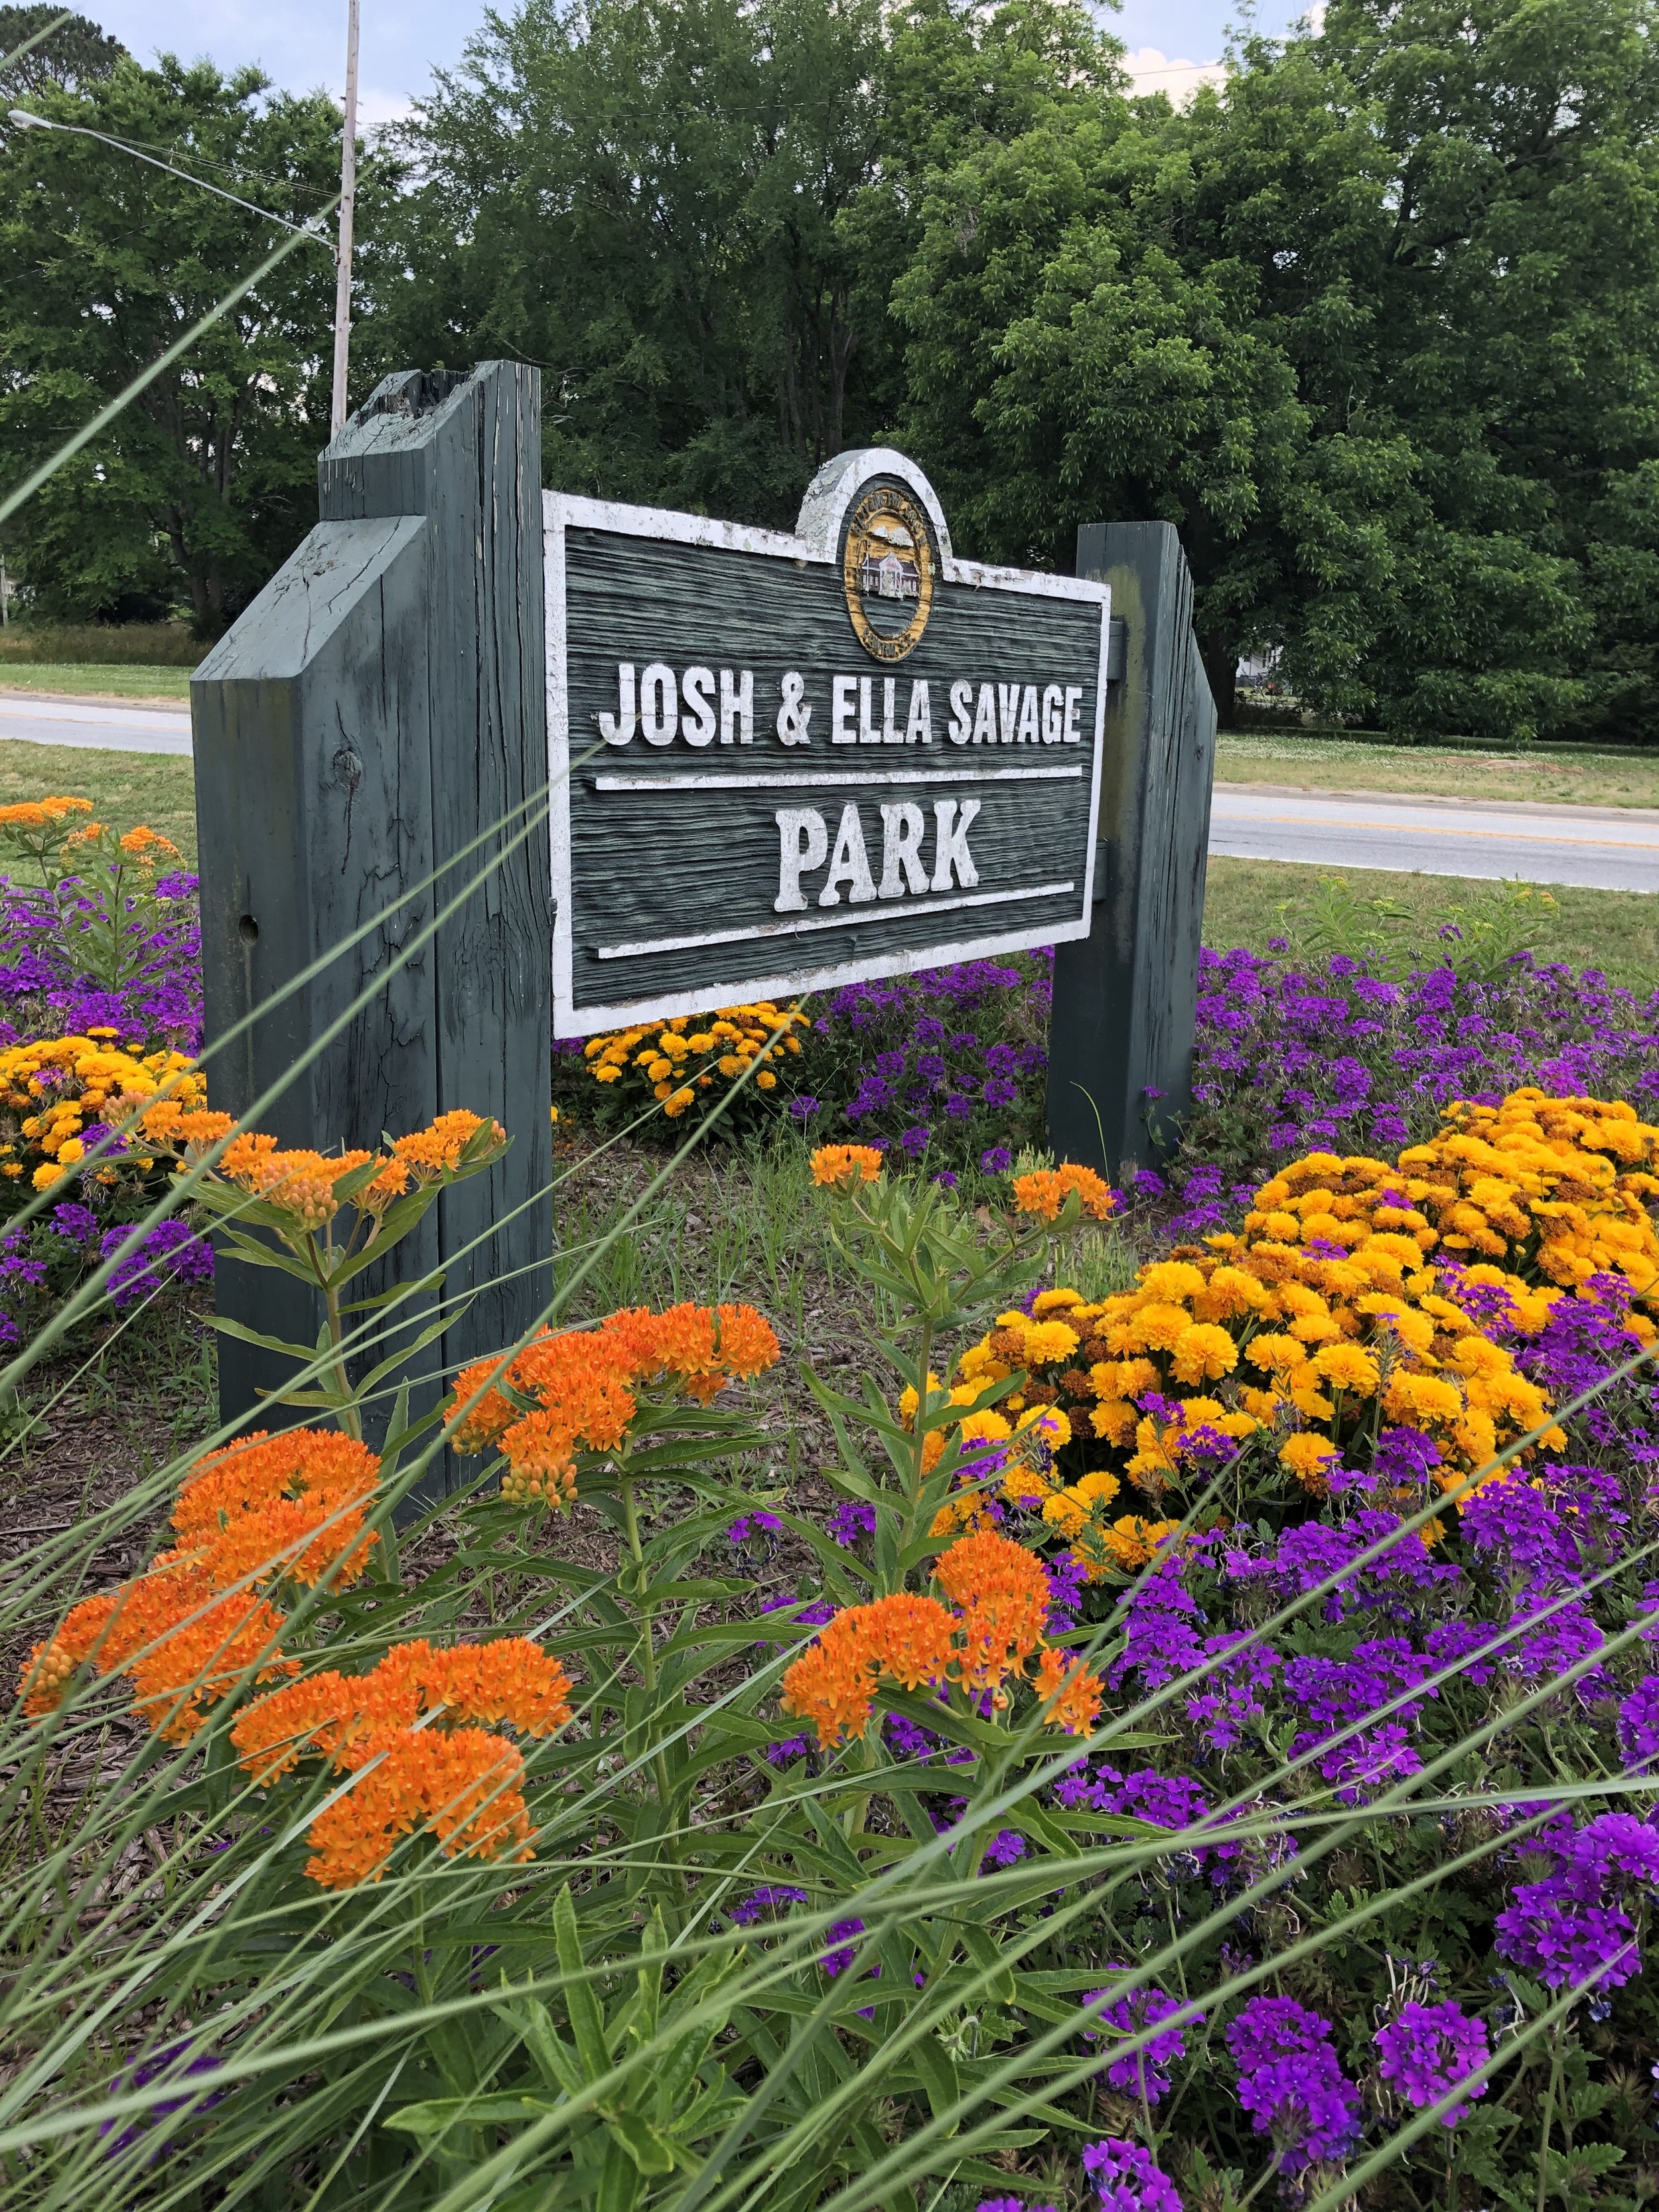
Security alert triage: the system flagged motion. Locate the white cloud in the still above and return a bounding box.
[1122,45,1229,103]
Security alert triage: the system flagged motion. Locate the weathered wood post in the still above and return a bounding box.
[1045,522,1218,1175]
[191,364,553,1471]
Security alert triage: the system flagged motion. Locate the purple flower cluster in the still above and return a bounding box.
[100,1220,213,1311]
[1225,1997,1362,2172]
[0,872,202,1053]
[725,1883,808,1925]
[1082,1972,1200,2102]
[1495,1812,1659,1991]
[808,956,1052,1169]
[1187,944,1659,1175]
[1374,2000,1490,2123]
[1080,2138,1183,2212]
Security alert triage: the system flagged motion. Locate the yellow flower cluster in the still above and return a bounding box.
[0,1035,203,1191]
[1388,1089,1659,1294]
[928,1090,1653,1576]
[581,1003,810,1120]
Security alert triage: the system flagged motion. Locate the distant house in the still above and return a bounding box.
[860,548,918,602]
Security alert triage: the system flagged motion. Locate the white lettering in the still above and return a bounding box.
[879,802,929,898]
[930,798,981,891]
[1042,683,1064,744]
[599,662,636,746]
[774,808,828,912]
[904,680,933,745]
[681,666,716,747]
[997,683,1020,744]
[820,803,878,905]
[1063,684,1084,743]
[640,662,678,746]
[859,677,881,745]
[719,667,753,745]
[831,674,857,745]
[882,677,901,743]
[948,680,972,745]
[972,683,997,745]
[1016,684,1040,745]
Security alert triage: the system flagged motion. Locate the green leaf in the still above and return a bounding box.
[595,2135,644,2212]
[606,2108,676,2175]
[554,1884,612,2083]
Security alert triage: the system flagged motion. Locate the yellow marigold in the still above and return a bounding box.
[810,1143,883,1187]
[1041,1467,1121,1538]
[1279,1432,1342,1496]
[1169,1322,1238,1383]
[1245,1333,1310,1375]
[1311,1342,1380,1395]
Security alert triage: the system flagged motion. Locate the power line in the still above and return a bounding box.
[4,107,334,245]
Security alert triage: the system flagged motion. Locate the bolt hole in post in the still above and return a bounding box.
[238,915,259,944]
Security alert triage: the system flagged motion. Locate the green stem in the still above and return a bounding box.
[322,1272,361,1443]
[619,1463,676,1836]
[1535,2026,1563,2212]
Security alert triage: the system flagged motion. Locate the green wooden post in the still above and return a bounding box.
[1045,521,1217,1175]
[191,364,553,1477]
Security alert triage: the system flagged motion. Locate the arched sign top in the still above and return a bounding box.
[796,446,956,571]
[543,449,1112,1036]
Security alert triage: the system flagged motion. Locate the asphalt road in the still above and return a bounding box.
[1211,785,1659,894]
[2,693,1657,894]
[0,691,193,757]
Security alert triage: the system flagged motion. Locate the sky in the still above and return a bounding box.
[73,0,1315,127]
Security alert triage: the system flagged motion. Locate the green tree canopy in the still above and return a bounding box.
[0,52,372,628]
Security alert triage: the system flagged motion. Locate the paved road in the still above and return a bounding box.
[1210,784,1659,895]
[0,691,193,757]
[3,694,1657,895]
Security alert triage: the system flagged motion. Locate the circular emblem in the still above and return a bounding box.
[842,483,936,662]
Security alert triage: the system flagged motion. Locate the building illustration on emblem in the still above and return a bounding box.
[857,515,921,603]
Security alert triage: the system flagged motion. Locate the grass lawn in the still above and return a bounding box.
[1206,853,1659,994]
[0,663,193,701]
[1216,729,1659,809]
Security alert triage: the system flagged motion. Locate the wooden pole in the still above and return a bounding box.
[1044,521,1217,1177]
[329,0,359,436]
[191,364,553,1489]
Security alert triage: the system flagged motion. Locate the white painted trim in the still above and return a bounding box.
[593,765,1085,792]
[596,879,1076,961]
[544,459,1111,1038]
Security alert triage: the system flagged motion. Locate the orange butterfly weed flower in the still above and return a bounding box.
[1010,1163,1118,1223]
[119,824,185,868]
[1034,1647,1105,1736]
[0,796,92,830]
[810,1143,883,1189]
[301,1728,532,1889]
[932,1526,1051,1696]
[392,1109,504,1183]
[780,1592,956,1748]
[22,1557,294,1741]
[449,1303,778,1494]
[171,1428,381,1589]
[232,1634,573,1886]
[217,1137,373,1232]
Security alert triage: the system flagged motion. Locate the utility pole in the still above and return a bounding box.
[329,0,360,435]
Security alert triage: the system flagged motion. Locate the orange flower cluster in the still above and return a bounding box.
[232,1635,573,1887]
[449,1301,781,1504]
[20,1428,381,1739]
[1010,1163,1118,1222]
[810,1143,884,1188]
[779,1527,1104,1747]
[218,1133,374,1230]
[171,1428,382,1589]
[0,796,91,832]
[117,824,184,870]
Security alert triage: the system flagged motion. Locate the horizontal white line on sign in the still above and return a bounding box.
[593,764,1086,792]
[595,879,1077,960]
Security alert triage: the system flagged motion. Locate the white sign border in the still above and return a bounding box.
[545,450,1110,1037]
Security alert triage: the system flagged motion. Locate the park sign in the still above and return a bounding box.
[545,449,1111,1035]
[194,365,1214,1467]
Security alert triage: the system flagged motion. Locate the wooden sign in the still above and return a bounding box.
[546,450,1112,1036]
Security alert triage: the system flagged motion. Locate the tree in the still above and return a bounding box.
[0,52,381,630]
[0,6,125,98]
[374,0,888,524]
